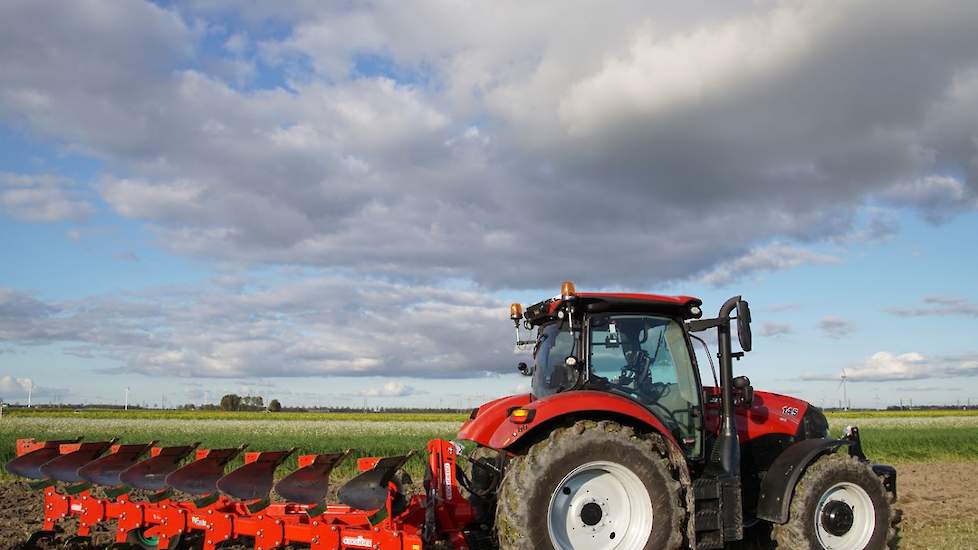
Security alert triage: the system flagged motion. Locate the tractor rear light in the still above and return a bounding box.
[509,408,535,424]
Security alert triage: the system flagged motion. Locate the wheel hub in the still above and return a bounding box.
[820,500,854,536]
[547,460,653,550]
[814,481,876,549]
[581,502,603,526]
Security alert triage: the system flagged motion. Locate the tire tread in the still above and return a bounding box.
[495,419,687,550]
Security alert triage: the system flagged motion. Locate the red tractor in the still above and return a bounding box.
[456,283,899,549]
[7,282,898,550]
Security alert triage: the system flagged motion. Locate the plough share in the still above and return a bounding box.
[7,438,472,550]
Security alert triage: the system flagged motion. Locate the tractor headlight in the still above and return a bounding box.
[508,407,535,424]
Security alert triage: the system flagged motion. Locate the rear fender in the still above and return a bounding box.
[456,394,532,448]
[755,438,851,523]
[485,390,681,451]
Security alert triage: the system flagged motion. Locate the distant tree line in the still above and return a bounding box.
[217,394,282,412]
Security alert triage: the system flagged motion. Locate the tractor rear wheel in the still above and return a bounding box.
[495,420,685,550]
[771,453,898,549]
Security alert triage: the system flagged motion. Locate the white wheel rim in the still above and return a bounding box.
[814,481,876,550]
[547,460,653,550]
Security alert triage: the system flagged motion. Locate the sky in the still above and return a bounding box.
[2,0,978,410]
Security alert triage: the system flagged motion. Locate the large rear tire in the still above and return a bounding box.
[496,420,685,550]
[771,453,899,549]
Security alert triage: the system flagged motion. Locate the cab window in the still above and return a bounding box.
[587,314,701,455]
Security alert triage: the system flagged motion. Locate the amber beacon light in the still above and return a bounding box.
[560,280,576,300]
[510,303,523,321]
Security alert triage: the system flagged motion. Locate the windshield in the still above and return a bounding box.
[531,321,579,398]
[587,314,701,454]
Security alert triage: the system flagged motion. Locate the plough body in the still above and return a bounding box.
[8,438,472,550]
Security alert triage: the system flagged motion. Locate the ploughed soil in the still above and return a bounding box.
[1,463,976,549]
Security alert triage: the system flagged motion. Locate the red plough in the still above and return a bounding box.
[7,438,472,550]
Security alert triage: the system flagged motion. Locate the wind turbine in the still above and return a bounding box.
[124,387,130,411]
[26,379,32,408]
[837,369,849,411]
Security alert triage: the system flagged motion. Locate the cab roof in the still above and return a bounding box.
[525,292,703,325]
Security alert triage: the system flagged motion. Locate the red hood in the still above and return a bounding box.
[703,387,810,441]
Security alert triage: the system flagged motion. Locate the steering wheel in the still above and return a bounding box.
[619,349,650,387]
[611,382,683,431]
[637,379,671,400]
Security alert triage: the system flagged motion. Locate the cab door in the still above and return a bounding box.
[587,314,703,457]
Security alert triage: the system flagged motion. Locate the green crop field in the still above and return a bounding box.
[2,409,976,481]
[823,411,978,462]
[2,408,469,423]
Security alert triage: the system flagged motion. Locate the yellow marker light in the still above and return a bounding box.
[561,280,577,300]
[510,303,523,320]
[509,408,535,424]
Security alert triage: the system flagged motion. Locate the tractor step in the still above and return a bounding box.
[696,531,725,550]
[694,507,722,532]
[693,477,721,500]
[693,475,743,549]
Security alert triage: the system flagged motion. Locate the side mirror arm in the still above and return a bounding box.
[686,318,723,332]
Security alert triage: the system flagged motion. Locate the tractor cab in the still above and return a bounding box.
[517,284,710,456]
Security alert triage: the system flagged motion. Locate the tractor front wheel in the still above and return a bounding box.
[495,420,685,550]
[772,453,898,549]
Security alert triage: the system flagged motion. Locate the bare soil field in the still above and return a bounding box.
[0,462,974,549]
[892,462,978,549]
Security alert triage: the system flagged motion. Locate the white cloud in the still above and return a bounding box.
[760,322,793,338]
[0,276,521,379]
[698,243,841,287]
[886,296,978,317]
[880,175,978,223]
[0,376,33,395]
[0,172,93,222]
[818,316,855,339]
[558,8,815,136]
[802,351,978,382]
[0,1,975,290]
[358,381,423,398]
